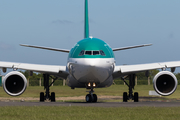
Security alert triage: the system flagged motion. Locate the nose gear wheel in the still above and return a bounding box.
[85,88,97,102]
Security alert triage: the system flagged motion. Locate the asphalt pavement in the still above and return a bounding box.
[0,101,180,107]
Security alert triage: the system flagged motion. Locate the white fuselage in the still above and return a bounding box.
[66,58,115,88]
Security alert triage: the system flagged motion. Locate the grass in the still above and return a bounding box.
[0,85,180,98]
[0,85,180,120]
[0,106,180,120]
[0,85,180,102]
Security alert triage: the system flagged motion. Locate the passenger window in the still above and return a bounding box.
[85,51,92,55]
[93,51,99,55]
[100,50,105,56]
[79,50,85,56]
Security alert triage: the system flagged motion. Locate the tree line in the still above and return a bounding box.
[20,71,64,86]
[20,70,180,86]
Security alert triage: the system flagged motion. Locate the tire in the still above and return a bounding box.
[134,92,139,102]
[51,92,56,102]
[40,92,44,102]
[92,94,97,102]
[123,92,128,102]
[86,94,92,102]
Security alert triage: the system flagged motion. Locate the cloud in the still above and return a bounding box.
[168,33,174,39]
[0,42,15,51]
[52,20,73,24]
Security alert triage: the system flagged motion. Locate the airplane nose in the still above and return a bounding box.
[88,60,96,66]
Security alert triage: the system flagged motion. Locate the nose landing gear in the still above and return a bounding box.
[85,88,97,102]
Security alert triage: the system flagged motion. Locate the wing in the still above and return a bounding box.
[113,61,180,79]
[0,61,69,79]
[112,44,152,51]
[20,44,70,53]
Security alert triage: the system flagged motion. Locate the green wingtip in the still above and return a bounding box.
[84,0,89,38]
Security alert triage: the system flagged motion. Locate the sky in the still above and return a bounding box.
[0,0,180,73]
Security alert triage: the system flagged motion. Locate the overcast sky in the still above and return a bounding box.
[1,0,180,72]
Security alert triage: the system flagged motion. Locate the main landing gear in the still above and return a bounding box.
[121,74,139,102]
[40,74,57,102]
[85,88,97,103]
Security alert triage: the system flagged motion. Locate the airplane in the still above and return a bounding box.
[1,0,180,103]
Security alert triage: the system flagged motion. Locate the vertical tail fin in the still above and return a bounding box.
[84,0,89,38]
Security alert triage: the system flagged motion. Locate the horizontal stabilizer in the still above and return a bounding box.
[20,44,70,53]
[112,44,152,51]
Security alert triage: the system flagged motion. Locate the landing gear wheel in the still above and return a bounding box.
[40,92,44,102]
[86,94,92,102]
[51,92,56,102]
[123,92,128,102]
[92,94,97,102]
[134,92,139,102]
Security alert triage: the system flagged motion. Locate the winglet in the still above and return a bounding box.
[84,0,89,38]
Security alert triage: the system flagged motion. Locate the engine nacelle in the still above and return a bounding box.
[153,71,177,96]
[2,71,27,96]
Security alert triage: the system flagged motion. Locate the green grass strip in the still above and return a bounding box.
[0,106,180,120]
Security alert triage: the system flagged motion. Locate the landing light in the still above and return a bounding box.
[87,83,96,87]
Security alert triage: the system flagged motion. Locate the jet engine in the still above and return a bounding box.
[153,71,177,96]
[2,71,27,96]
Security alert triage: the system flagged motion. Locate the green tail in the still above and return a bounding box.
[84,0,89,38]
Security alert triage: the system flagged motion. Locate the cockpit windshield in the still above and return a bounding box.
[85,51,92,55]
[79,50,106,56]
[93,51,99,55]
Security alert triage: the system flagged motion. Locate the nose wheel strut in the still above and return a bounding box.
[121,74,139,102]
[85,88,97,103]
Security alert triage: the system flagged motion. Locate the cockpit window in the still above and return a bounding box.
[93,51,100,55]
[85,51,92,55]
[79,50,105,56]
[100,50,106,56]
[79,50,85,56]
